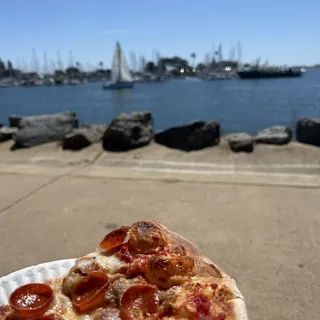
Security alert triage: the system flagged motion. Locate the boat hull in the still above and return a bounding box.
[237,69,302,79]
[103,82,134,90]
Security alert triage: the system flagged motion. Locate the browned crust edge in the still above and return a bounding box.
[155,221,249,320]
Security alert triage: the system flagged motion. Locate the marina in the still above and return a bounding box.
[0,41,309,89]
[0,68,319,135]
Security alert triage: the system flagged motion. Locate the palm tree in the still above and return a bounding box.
[99,61,104,70]
[190,53,196,68]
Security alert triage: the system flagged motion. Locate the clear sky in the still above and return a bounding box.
[1,0,319,71]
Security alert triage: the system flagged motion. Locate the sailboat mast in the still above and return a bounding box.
[117,42,121,82]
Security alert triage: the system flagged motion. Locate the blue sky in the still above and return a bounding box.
[1,0,319,71]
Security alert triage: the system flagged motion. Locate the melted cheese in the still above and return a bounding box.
[45,278,97,320]
[85,251,126,274]
[168,277,232,319]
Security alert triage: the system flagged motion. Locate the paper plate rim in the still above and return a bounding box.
[0,259,76,305]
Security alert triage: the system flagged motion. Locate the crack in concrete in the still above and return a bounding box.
[0,147,319,215]
[0,172,69,216]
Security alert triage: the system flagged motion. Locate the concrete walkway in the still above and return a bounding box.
[0,142,319,320]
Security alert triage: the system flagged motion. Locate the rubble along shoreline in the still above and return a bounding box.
[0,111,319,154]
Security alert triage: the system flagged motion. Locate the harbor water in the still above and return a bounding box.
[0,69,319,135]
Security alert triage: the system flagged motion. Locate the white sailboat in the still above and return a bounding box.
[103,42,134,90]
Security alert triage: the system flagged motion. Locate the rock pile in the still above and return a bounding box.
[0,110,318,153]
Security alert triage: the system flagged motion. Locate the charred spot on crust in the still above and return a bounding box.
[128,221,167,254]
[211,283,219,290]
[170,245,187,256]
[150,256,169,269]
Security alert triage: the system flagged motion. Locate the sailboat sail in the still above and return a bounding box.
[111,45,120,82]
[119,50,133,82]
[111,43,133,83]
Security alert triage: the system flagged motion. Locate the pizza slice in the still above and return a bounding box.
[0,221,248,320]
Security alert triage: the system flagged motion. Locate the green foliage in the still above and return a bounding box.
[65,67,80,75]
[7,60,13,71]
[0,59,6,72]
[161,56,189,68]
[170,69,181,76]
[54,70,65,77]
[145,61,156,73]
[190,53,196,67]
[196,63,206,70]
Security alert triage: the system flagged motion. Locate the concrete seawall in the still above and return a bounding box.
[0,140,319,320]
[0,139,319,180]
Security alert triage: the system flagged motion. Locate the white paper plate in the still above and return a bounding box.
[0,259,76,305]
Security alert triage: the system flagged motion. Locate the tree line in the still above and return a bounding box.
[0,59,14,77]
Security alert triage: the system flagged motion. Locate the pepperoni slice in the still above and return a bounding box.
[115,244,134,263]
[9,283,54,318]
[73,272,109,314]
[100,226,129,251]
[128,221,166,254]
[120,285,159,319]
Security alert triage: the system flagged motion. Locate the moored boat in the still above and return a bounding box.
[103,42,134,90]
[237,68,303,79]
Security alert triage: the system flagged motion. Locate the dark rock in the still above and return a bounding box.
[11,111,78,129]
[9,115,20,128]
[12,111,78,149]
[226,133,254,153]
[254,126,292,145]
[103,111,153,151]
[296,118,320,147]
[0,121,3,128]
[155,121,220,151]
[0,127,18,142]
[63,124,107,150]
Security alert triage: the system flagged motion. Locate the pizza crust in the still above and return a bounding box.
[156,221,249,320]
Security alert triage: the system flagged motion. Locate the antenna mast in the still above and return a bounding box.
[43,51,49,74]
[32,48,39,72]
[68,50,74,67]
[237,40,242,66]
[57,51,63,70]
